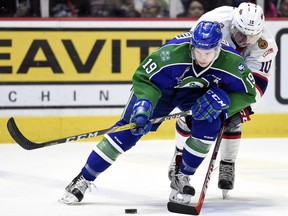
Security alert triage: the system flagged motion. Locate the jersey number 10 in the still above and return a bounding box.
[260,60,272,73]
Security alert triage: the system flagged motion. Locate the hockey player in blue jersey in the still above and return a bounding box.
[59,21,256,205]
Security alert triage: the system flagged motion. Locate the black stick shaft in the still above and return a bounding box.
[7,110,191,150]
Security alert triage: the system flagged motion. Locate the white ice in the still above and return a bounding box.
[0,138,288,216]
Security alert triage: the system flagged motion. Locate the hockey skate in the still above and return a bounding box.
[169,169,195,204]
[218,160,235,199]
[59,172,92,204]
[168,147,182,181]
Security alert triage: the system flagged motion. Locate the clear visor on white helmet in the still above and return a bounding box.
[230,25,262,47]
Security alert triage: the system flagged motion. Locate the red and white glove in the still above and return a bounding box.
[226,107,254,127]
[239,106,254,123]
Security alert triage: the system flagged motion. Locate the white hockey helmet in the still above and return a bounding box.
[232,2,265,36]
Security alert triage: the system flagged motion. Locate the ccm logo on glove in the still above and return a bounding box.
[192,87,231,123]
[208,89,229,108]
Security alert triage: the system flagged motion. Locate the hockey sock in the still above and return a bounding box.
[82,136,123,181]
[180,136,214,175]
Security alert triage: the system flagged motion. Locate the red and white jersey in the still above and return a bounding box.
[190,6,278,101]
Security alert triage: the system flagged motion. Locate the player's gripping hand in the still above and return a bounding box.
[226,106,253,128]
[130,99,154,136]
[192,87,230,123]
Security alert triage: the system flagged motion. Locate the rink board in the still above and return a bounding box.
[1,114,288,144]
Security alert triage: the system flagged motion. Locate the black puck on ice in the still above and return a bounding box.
[125,208,137,214]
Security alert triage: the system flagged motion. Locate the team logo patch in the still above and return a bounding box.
[175,76,209,88]
[262,48,274,57]
[160,50,171,62]
[215,27,221,33]
[257,38,268,49]
[238,62,246,73]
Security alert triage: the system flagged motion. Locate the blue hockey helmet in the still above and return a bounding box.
[191,21,223,50]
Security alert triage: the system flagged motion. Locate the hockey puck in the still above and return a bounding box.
[125,208,137,214]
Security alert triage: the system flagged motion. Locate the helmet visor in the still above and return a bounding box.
[231,27,262,47]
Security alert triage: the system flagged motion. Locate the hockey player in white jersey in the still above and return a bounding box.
[168,2,278,198]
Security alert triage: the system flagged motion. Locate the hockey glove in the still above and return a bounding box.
[239,106,253,123]
[192,87,230,123]
[130,99,154,136]
[226,106,254,128]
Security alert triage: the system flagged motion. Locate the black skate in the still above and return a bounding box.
[218,160,235,198]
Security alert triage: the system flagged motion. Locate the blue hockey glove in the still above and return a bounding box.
[130,99,154,136]
[192,87,230,123]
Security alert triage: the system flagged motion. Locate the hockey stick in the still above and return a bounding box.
[167,124,225,215]
[7,110,191,151]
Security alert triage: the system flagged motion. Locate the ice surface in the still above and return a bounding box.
[0,138,287,216]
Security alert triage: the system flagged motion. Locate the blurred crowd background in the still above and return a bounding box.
[0,0,287,18]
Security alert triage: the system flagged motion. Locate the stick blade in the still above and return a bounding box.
[7,117,43,150]
[167,202,200,215]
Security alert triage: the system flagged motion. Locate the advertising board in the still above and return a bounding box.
[0,20,287,142]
